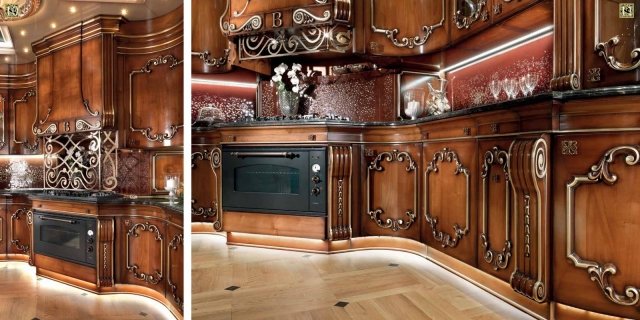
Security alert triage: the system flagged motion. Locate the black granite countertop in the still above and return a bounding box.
[1,189,183,214]
[193,85,640,131]
[193,93,553,130]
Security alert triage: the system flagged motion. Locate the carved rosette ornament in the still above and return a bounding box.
[424,148,470,248]
[129,55,184,142]
[191,148,222,231]
[126,221,164,285]
[480,147,512,270]
[366,150,418,232]
[370,0,445,49]
[567,145,640,306]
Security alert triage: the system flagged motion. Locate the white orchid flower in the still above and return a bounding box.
[292,85,299,93]
[272,74,282,83]
[291,76,299,85]
[292,63,302,71]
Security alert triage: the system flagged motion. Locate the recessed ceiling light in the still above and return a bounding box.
[19,30,26,36]
[50,22,56,29]
[121,8,128,16]
[3,57,9,62]
[69,6,77,13]
[23,47,28,53]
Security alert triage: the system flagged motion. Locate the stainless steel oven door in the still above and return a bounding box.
[33,212,96,267]
[222,147,326,216]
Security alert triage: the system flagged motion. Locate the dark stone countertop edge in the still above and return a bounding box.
[0,190,183,215]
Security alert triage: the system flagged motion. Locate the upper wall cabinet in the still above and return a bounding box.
[192,0,232,74]
[554,0,639,90]
[366,0,448,56]
[116,6,184,149]
[32,17,123,136]
[220,0,354,60]
[0,63,39,155]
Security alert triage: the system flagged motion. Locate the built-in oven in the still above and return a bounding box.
[33,211,96,267]
[222,147,327,216]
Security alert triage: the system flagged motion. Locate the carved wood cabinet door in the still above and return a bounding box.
[421,140,478,265]
[7,203,31,262]
[118,217,167,294]
[361,144,421,241]
[166,224,183,312]
[191,145,222,229]
[582,0,640,88]
[0,200,6,255]
[192,0,232,73]
[9,88,39,155]
[367,0,448,56]
[476,139,514,282]
[553,133,640,319]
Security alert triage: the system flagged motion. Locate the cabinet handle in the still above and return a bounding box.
[40,216,76,224]
[230,152,300,159]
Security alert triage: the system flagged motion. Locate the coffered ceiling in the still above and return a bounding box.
[0,0,182,64]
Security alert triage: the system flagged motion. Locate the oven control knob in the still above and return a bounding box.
[87,246,94,253]
[312,175,321,183]
[312,187,321,196]
[312,164,321,173]
[87,230,94,237]
[87,238,94,244]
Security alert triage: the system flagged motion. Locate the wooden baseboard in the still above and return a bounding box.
[551,302,628,320]
[224,211,326,239]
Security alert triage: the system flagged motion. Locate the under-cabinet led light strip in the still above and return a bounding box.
[191,78,258,89]
[442,25,554,73]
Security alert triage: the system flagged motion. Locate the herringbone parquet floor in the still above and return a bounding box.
[192,234,535,320]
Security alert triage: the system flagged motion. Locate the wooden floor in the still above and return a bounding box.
[192,234,535,320]
[0,261,175,320]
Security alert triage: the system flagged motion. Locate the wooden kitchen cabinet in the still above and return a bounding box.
[192,0,232,73]
[166,224,184,312]
[476,139,514,282]
[553,133,640,319]
[0,198,7,256]
[492,0,541,22]
[117,6,184,149]
[118,216,166,295]
[422,140,477,265]
[191,145,222,229]
[361,144,421,241]
[450,0,493,43]
[9,87,40,154]
[32,17,122,136]
[8,202,32,263]
[366,0,448,56]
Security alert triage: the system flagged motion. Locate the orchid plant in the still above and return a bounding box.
[271,63,313,98]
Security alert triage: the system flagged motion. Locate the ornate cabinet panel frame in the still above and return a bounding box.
[191,147,222,231]
[10,208,33,264]
[13,89,38,152]
[167,232,183,311]
[97,217,115,287]
[366,149,418,232]
[370,0,445,49]
[129,55,184,142]
[424,148,471,248]
[566,145,640,306]
[481,146,512,271]
[125,221,164,285]
[594,1,640,72]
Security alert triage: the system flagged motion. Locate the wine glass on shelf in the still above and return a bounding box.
[519,75,530,97]
[489,79,502,101]
[502,78,517,100]
[525,73,539,96]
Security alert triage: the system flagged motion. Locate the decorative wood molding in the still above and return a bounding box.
[370,0,445,49]
[424,148,470,248]
[167,233,183,311]
[328,145,352,240]
[366,149,418,232]
[10,208,33,265]
[191,50,229,68]
[97,218,115,288]
[129,54,184,142]
[561,140,578,155]
[566,145,640,306]
[13,89,39,151]
[480,147,512,271]
[551,0,582,90]
[0,94,5,151]
[594,2,640,72]
[508,138,548,303]
[126,221,164,285]
[191,147,222,231]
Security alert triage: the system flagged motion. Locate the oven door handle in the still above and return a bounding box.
[40,216,77,224]
[230,152,300,159]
